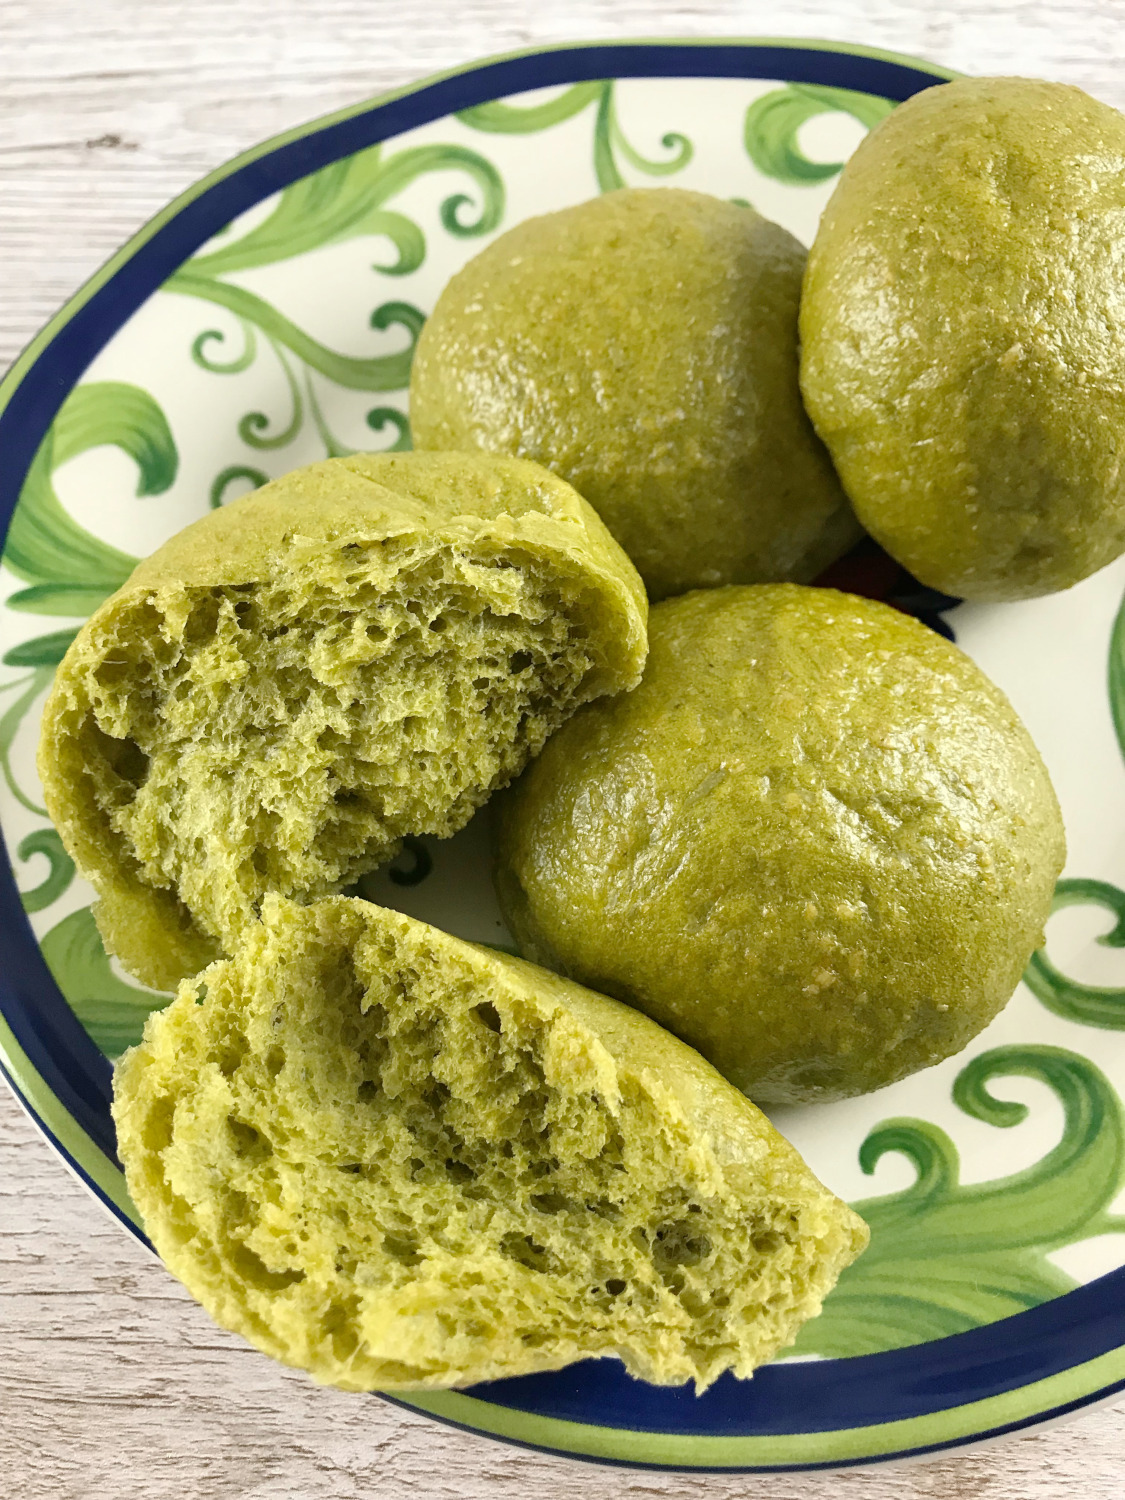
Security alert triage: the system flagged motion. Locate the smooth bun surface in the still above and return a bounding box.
[412,187,858,600]
[497,584,1066,1104]
[801,77,1125,601]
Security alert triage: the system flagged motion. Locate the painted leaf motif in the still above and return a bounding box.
[234,339,305,449]
[0,666,53,815]
[457,84,605,134]
[605,100,692,182]
[789,1046,1125,1357]
[193,318,258,375]
[1,630,79,668]
[459,80,692,196]
[744,83,894,184]
[592,86,625,194]
[5,584,123,618]
[364,407,411,452]
[184,143,503,278]
[1024,879,1125,1028]
[16,829,75,913]
[171,141,458,498]
[39,906,170,1059]
[2,381,177,610]
[350,836,435,893]
[166,274,427,394]
[1020,593,1125,1022]
[1109,588,1125,765]
[210,465,270,510]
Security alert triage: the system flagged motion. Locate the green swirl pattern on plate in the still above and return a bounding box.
[16,828,74,914]
[3,381,173,622]
[791,1046,1125,1356]
[1025,880,1125,1029]
[0,381,176,816]
[458,81,693,193]
[1020,581,1125,1031]
[1110,587,1125,764]
[39,906,169,1060]
[167,139,505,496]
[743,82,895,184]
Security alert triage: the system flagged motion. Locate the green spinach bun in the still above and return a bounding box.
[38,452,646,991]
[496,585,1066,1105]
[801,76,1125,601]
[112,895,867,1391]
[411,187,859,600]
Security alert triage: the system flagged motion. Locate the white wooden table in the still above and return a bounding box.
[3,2,1125,1494]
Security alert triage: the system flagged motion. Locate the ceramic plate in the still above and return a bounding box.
[4,36,1125,1474]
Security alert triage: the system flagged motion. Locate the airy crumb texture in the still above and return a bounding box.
[38,452,647,990]
[112,896,867,1393]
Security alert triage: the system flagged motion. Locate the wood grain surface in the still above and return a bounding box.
[4,2,1125,1495]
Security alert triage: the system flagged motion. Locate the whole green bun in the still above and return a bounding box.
[801,76,1125,601]
[411,188,859,600]
[112,895,867,1391]
[39,452,646,991]
[496,585,1066,1105]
